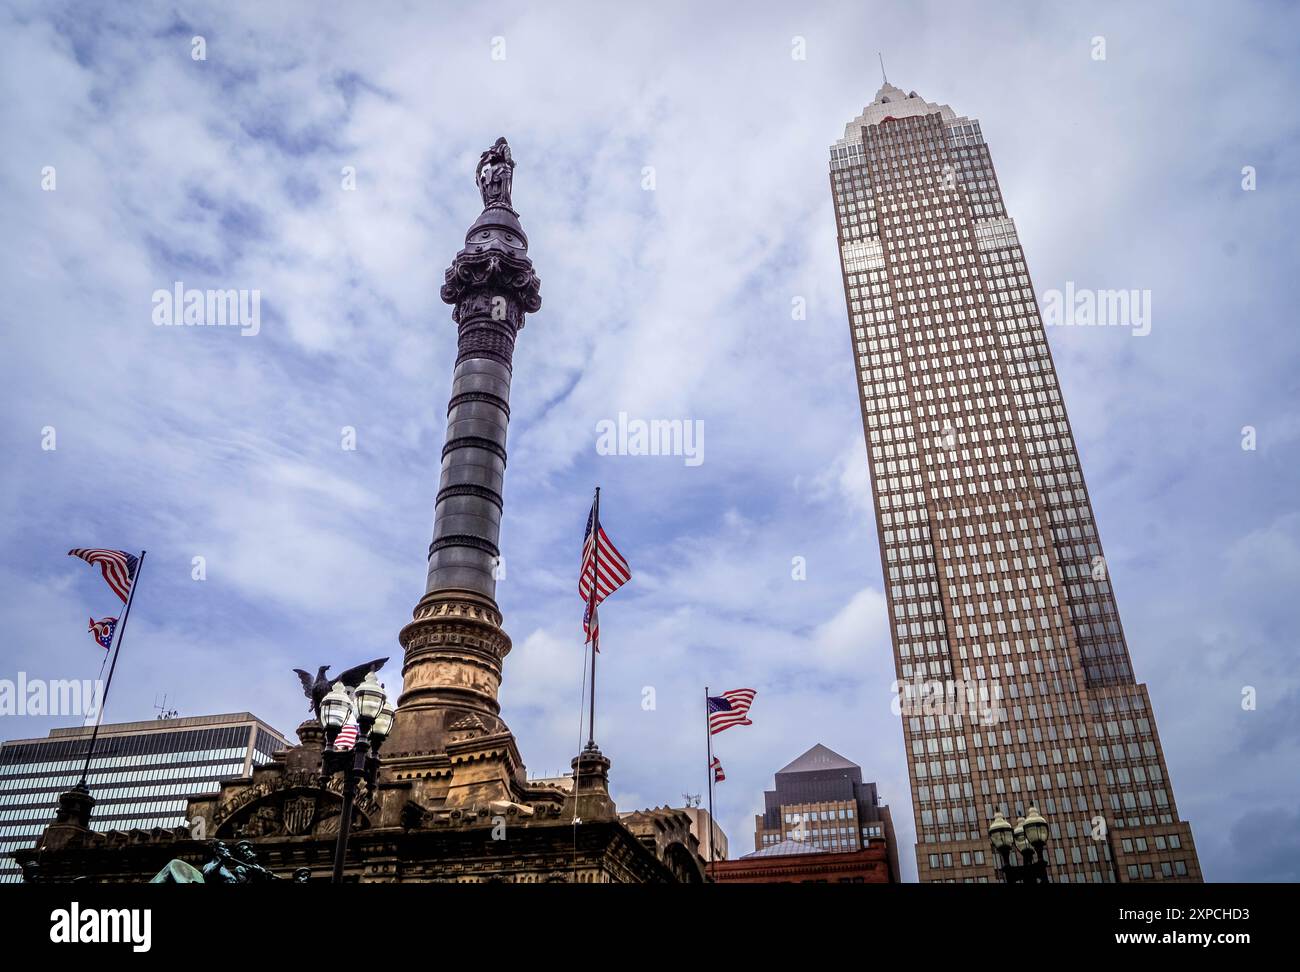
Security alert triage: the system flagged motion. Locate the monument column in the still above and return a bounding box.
[382,138,541,770]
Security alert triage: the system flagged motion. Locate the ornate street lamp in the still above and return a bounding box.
[1013,818,1030,857]
[989,811,1014,856]
[317,674,389,883]
[1022,806,1049,848]
[372,699,396,742]
[987,807,1051,884]
[319,682,352,732]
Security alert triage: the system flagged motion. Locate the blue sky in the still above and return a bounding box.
[2,0,1298,881]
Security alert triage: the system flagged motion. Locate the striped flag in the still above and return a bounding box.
[68,549,139,604]
[708,689,756,735]
[333,720,359,752]
[87,617,118,650]
[579,498,631,648]
[710,756,725,783]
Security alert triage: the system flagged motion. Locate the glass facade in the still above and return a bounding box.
[0,713,287,882]
[830,85,1201,883]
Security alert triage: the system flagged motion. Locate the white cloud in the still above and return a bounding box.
[2,0,1297,884]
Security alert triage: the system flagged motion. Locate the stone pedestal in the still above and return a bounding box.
[568,745,616,821]
[35,782,96,854]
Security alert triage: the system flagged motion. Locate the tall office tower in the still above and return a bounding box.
[830,84,1201,883]
[752,744,900,882]
[0,712,286,882]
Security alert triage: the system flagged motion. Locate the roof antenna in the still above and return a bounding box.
[153,692,178,720]
[878,52,888,85]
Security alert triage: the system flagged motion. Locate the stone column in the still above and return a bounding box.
[385,138,541,761]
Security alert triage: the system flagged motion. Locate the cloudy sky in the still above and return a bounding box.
[2,0,1298,882]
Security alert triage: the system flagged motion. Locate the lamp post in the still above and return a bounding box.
[988,807,1051,884]
[318,672,394,884]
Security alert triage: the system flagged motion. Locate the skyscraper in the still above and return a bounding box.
[752,743,900,883]
[0,712,286,883]
[830,84,1201,883]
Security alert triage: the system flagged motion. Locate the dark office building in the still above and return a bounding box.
[753,743,900,882]
[0,711,286,882]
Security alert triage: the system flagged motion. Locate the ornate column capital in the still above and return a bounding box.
[441,136,542,331]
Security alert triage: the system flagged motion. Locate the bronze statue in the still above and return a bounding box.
[152,840,301,884]
[149,859,204,883]
[200,840,240,884]
[293,657,388,717]
[231,839,277,883]
[476,137,515,209]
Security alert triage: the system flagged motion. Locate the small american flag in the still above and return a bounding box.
[68,549,139,604]
[334,721,359,751]
[708,689,756,735]
[710,756,725,783]
[579,496,631,649]
[87,617,117,650]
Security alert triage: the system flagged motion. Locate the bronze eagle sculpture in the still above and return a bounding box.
[293,657,388,718]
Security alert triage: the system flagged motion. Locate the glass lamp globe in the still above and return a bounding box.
[371,699,396,742]
[988,811,1014,851]
[354,671,386,720]
[1013,820,1029,854]
[319,682,353,731]
[1022,806,1049,848]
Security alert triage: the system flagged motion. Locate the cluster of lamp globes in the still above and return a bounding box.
[988,806,1050,857]
[317,672,396,750]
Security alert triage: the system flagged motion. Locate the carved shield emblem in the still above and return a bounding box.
[283,796,316,836]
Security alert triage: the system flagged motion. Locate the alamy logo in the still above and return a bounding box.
[890,675,1004,726]
[50,903,151,952]
[0,673,103,720]
[595,412,704,467]
[151,281,261,336]
[1041,282,1151,337]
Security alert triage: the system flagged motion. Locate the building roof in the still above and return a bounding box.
[776,743,859,776]
[741,839,828,859]
[2,711,289,747]
[834,84,961,147]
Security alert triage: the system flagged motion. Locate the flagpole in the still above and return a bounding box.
[705,685,716,882]
[79,550,146,787]
[586,486,600,750]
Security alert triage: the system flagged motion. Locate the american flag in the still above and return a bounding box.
[710,756,725,783]
[68,549,139,603]
[333,720,359,751]
[578,496,631,648]
[87,617,117,650]
[708,689,756,735]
